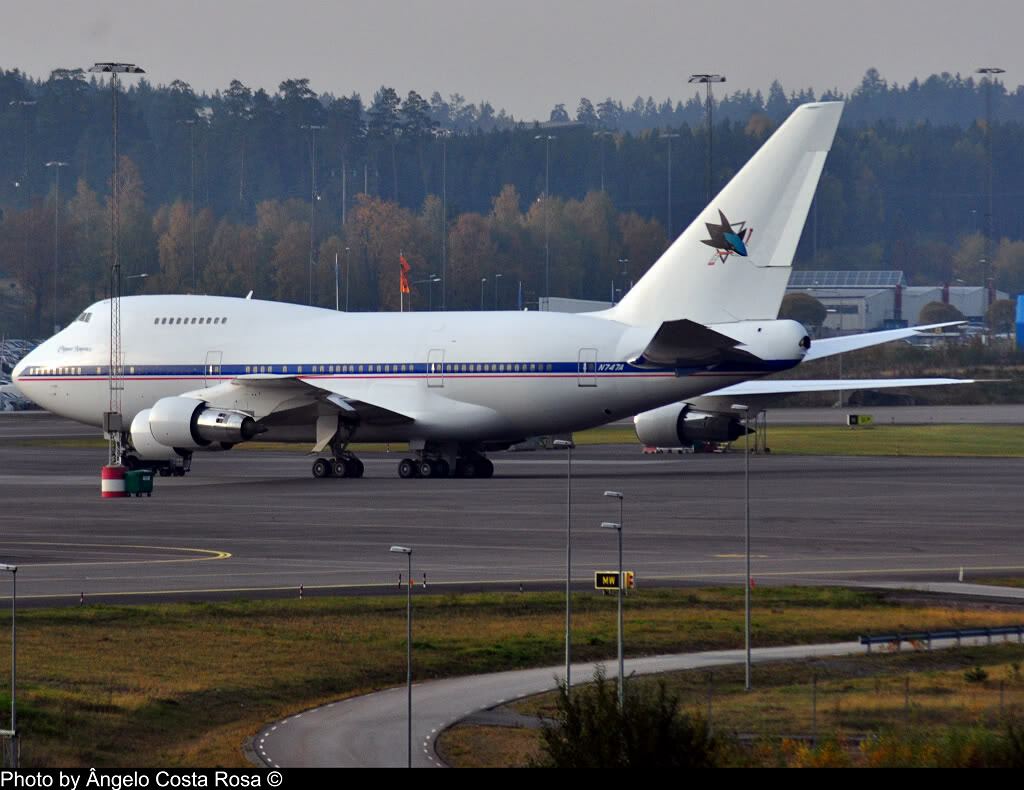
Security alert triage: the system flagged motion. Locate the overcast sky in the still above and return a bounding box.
[5,0,1024,120]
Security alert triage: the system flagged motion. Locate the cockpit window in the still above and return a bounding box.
[75,312,92,323]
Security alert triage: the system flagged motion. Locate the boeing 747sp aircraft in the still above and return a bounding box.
[13,101,954,479]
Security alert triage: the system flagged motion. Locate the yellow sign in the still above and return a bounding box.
[594,571,636,590]
[847,414,873,426]
[595,571,620,590]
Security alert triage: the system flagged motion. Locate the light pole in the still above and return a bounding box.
[553,438,574,693]
[334,252,340,311]
[731,403,752,691]
[411,275,439,311]
[1,564,16,768]
[345,247,351,311]
[177,118,198,291]
[436,128,451,310]
[89,62,145,467]
[45,161,69,334]
[976,67,1004,308]
[125,272,150,294]
[594,129,612,192]
[603,490,625,709]
[535,134,556,299]
[618,257,631,295]
[302,124,326,306]
[494,273,503,310]
[688,74,726,203]
[389,545,413,768]
[480,277,487,311]
[662,133,680,240]
[8,100,36,205]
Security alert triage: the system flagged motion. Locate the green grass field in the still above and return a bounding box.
[2,587,1024,767]
[20,424,1024,457]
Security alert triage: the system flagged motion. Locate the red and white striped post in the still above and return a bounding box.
[101,465,126,498]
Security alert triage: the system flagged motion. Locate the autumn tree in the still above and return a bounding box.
[618,211,667,284]
[779,292,827,327]
[918,300,964,324]
[346,195,416,311]
[984,299,1016,334]
[447,212,495,309]
[65,178,109,306]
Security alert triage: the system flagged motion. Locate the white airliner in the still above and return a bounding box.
[10,101,971,478]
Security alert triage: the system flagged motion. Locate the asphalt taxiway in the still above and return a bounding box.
[2,412,1023,605]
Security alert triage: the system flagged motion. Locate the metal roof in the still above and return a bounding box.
[788,271,905,288]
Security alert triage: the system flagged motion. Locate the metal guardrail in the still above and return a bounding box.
[860,625,1024,653]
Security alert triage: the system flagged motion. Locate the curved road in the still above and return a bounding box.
[255,581,1024,769]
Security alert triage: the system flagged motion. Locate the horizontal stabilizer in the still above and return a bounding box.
[802,322,965,361]
[707,377,978,398]
[631,319,759,368]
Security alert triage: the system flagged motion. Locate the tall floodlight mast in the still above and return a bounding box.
[88,62,145,466]
[688,74,726,204]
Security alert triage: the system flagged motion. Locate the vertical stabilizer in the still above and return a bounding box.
[607,102,843,327]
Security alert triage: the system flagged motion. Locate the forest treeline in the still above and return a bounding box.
[2,66,1024,333]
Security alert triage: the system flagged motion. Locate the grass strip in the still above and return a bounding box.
[1,587,1024,767]
[19,424,1024,457]
[442,645,1024,767]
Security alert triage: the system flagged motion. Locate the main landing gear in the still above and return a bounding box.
[311,453,365,479]
[397,451,493,479]
[123,453,189,477]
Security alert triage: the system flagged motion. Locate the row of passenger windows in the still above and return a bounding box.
[27,362,559,377]
[154,316,228,325]
[243,362,557,375]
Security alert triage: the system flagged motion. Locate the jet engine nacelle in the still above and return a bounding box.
[634,403,749,447]
[146,396,266,450]
[129,409,183,460]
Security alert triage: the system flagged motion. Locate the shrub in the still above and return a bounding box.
[532,666,721,768]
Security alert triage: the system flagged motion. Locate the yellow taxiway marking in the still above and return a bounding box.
[3,563,1024,601]
[0,541,231,568]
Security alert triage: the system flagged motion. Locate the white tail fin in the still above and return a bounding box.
[607,101,843,327]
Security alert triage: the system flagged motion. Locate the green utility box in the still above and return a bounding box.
[124,469,154,497]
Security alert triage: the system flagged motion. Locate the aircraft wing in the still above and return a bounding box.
[182,374,416,425]
[802,322,964,361]
[705,377,977,397]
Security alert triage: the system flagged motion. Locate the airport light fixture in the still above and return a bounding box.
[593,129,613,192]
[301,124,326,306]
[494,273,503,310]
[602,502,624,710]
[535,134,556,299]
[389,545,413,768]
[89,62,145,467]
[976,67,1004,309]
[480,277,487,311]
[435,127,452,310]
[45,161,69,334]
[731,403,752,691]
[662,133,680,241]
[553,438,574,693]
[688,74,726,203]
[1,564,15,768]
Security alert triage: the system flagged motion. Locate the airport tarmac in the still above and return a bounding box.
[2,413,1023,606]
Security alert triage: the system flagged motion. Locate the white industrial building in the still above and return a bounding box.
[787,271,1007,333]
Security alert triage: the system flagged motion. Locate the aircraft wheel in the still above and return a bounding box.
[172,467,186,477]
[398,459,417,479]
[419,460,435,478]
[349,458,365,478]
[158,466,172,478]
[333,459,349,478]
[312,458,332,479]
[473,458,494,479]
[123,455,139,471]
[436,459,450,478]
